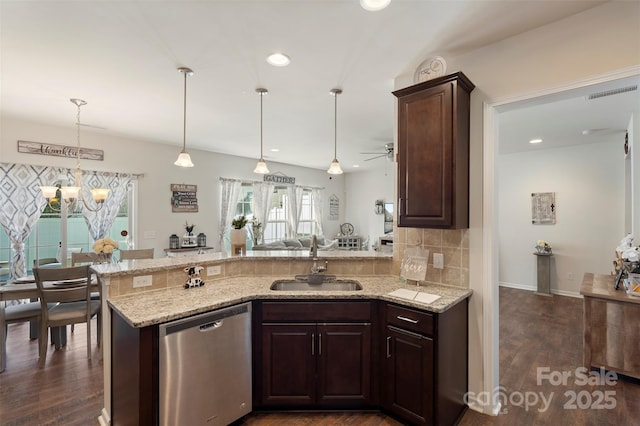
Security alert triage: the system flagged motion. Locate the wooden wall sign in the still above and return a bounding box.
[18,140,104,161]
[329,194,339,221]
[264,173,295,184]
[171,184,198,213]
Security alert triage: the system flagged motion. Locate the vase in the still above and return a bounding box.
[230,228,246,245]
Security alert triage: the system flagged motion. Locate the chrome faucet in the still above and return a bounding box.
[309,234,327,274]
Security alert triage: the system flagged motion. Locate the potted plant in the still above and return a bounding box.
[231,215,248,245]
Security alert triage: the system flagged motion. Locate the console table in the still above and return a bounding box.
[580,273,640,380]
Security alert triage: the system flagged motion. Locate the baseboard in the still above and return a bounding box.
[98,407,110,426]
[465,394,502,416]
[499,282,582,298]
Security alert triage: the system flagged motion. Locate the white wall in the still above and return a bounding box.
[0,116,346,256]
[498,140,625,295]
[344,166,395,248]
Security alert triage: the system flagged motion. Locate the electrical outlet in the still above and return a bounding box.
[207,265,221,276]
[433,253,444,269]
[133,275,152,288]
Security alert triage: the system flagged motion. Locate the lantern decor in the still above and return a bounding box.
[197,232,207,247]
[169,234,180,249]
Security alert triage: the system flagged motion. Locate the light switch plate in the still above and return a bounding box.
[433,253,444,269]
[133,275,153,288]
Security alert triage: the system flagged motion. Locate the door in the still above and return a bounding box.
[383,325,434,425]
[317,323,371,407]
[261,323,316,406]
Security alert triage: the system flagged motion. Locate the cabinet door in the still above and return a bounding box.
[383,325,434,425]
[394,73,473,229]
[317,323,372,407]
[261,323,316,406]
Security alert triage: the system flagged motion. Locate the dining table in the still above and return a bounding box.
[0,275,98,373]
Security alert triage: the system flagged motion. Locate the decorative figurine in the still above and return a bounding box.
[182,221,197,248]
[184,265,205,289]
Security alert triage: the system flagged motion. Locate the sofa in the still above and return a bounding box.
[251,236,339,251]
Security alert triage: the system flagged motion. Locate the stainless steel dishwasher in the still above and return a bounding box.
[159,302,252,426]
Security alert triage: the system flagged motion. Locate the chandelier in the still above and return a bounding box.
[40,99,109,212]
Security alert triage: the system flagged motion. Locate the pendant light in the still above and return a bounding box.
[327,88,343,175]
[40,98,109,212]
[254,88,270,174]
[174,67,195,167]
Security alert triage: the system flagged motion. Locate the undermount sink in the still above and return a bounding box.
[270,278,362,291]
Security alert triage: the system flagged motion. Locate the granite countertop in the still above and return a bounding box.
[108,275,472,328]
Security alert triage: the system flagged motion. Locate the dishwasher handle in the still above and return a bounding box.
[199,320,223,331]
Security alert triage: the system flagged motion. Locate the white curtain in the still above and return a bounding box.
[311,188,324,237]
[252,181,275,237]
[0,163,59,280]
[286,185,304,238]
[80,171,134,240]
[219,178,242,254]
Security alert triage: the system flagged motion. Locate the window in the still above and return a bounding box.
[234,184,320,245]
[0,186,132,279]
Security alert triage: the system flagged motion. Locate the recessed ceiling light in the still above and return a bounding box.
[353,165,360,168]
[266,53,290,67]
[360,0,391,11]
[270,148,280,152]
[529,138,543,144]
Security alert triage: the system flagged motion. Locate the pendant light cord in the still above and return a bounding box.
[260,91,264,159]
[182,70,187,153]
[334,91,338,159]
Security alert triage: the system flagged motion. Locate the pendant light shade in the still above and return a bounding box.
[175,67,194,167]
[254,88,270,174]
[327,88,343,175]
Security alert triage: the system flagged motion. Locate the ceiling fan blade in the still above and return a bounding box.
[77,122,107,130]
[364,154,387,161]
[360,151,386,155]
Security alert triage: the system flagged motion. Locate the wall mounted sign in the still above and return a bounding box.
[171,184,198,213]
[531,192,556,224]
[264,173,295,184]
[17,140,104,161]
[329,194,339,221]
[401,247,429,282]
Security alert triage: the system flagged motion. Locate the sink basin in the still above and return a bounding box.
[270,279,362,291]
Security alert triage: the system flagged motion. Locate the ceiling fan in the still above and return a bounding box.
[361,142,394,162]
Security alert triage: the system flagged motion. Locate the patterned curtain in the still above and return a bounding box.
[286,185,304,238]
[252,182,275,239]
[311,188,324,237]
[79,171,134,240]
[219,178,242,254]
[0,163,59,280]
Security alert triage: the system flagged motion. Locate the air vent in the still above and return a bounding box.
[587,85,637,100]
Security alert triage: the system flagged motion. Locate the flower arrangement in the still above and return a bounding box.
[93,238,119,254]
[535,240,552,253]
[249,217,263,245]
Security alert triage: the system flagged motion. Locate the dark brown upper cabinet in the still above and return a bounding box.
[393,72,475,229]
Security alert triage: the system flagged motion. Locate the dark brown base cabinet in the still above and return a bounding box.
[382,300,469,425]
[109,298,468,425]
[253,301,375,410]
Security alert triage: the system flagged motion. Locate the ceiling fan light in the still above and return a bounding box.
[327,159,343,175]
[254,158,270,174]
[174,151,194,167]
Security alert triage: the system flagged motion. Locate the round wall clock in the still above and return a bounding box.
[340,222,354,236]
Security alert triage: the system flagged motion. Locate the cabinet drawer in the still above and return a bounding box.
[386,304,433,336]
[261,301,371,322]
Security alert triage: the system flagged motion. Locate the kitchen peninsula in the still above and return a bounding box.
[92,251,472,426]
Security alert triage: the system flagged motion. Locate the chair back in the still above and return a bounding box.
[33,265,93,305]
[34,257,59,267]
[71,252,104,266]
[119,248,154,260]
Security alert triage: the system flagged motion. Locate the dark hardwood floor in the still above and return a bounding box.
[1,287,638,425]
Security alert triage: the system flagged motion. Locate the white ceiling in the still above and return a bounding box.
[1,0,611,172]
